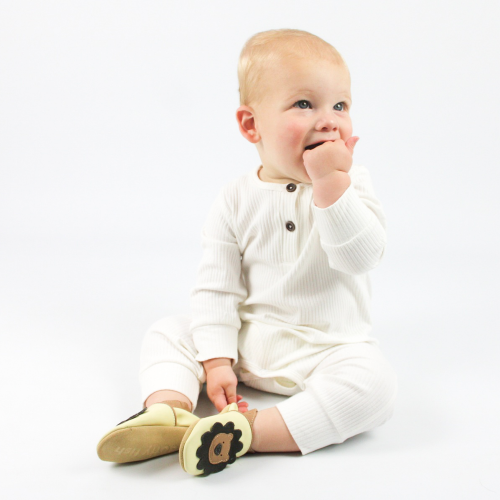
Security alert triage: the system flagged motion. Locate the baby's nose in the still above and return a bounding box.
[315,114,338,131]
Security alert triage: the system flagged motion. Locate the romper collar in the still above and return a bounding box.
[248,165,312,192]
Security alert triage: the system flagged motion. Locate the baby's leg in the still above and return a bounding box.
[252,342,398,454]
[251,407,300,452]
[140,315,205,410]
[97,316,204,463]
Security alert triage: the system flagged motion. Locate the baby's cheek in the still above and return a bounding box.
[279,122,305,146]
[340,118,353,141]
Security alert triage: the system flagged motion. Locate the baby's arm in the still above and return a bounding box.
[190,186,246,362]
[314,166,386,274]
[312,167,387,275]
[190,186,249,411]
[302,134,386,275]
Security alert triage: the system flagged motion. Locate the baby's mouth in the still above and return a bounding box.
[304,141,326,151]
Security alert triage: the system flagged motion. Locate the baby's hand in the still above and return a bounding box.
[204,361,249,413]
[303,137,359,183]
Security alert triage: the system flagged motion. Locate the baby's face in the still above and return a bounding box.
[252,58,353,184]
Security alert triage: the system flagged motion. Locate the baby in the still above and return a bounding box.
[97,28,398,476]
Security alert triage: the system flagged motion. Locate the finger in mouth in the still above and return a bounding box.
[304,141,326,151]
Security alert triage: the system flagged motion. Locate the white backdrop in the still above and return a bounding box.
[1,1,499,498]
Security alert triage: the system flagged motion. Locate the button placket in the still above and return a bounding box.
[284,183,297,233]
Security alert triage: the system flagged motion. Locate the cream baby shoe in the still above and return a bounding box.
[97,400,199,463]
[179,403,258,476]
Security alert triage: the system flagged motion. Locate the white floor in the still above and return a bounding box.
[1,239,499,500]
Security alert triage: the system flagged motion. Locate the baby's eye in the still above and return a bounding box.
[293,100,311,109]
[334,102,347,111]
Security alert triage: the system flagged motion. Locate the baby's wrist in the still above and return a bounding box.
[312,170,351,208]
[202,357,232,373]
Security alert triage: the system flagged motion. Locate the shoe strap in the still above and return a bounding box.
[243,409,258,453]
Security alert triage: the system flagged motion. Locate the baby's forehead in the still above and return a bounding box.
[267,55,348,78]
[260,58,350,94]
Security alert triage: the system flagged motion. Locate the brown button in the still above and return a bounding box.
[286,221,295,232]
[286,183,296,192]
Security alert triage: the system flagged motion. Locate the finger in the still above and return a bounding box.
[212,392,228,412]
[345,136,359,155]
[237,395,243,401]
[225,383,238,405]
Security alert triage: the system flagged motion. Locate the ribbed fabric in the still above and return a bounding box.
[275,342,398,454]
[190,164,387,379]
[139,316,205,409]
[138,164,397,453]
[138,315,398,454]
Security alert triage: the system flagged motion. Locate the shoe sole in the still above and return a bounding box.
[97,425,187,463]
[178,421,198,472]
[179,413,251,475]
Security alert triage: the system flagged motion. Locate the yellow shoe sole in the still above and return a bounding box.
[97,425,187,463]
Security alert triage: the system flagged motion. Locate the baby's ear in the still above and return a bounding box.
[236,106,260,144]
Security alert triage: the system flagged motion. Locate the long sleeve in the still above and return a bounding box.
[312,165,387,275]
[189,187,247,365]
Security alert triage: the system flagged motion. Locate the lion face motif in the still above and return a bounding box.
[195,421,243,474]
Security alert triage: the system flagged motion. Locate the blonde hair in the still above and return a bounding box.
[237,29,349,107]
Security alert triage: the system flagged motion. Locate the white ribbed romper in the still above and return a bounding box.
[139,164,398,455]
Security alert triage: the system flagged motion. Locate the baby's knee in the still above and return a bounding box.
[140,315,193,356]
[371,360,398,422]
[346,355,398,431]
[330,353,398,425]
[148,315,191,336]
